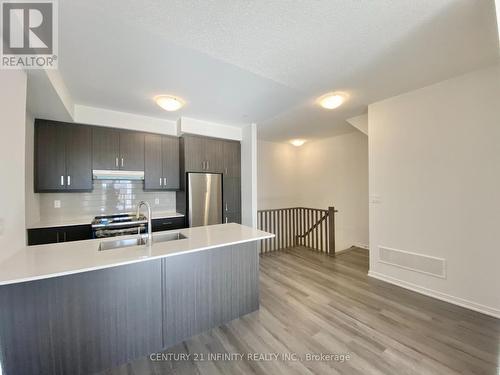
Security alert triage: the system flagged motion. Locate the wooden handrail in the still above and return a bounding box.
[257,207,328,213]
[296,212,328,239]
[257,206,337,255]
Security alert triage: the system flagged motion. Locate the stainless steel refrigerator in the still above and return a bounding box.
[187,173,223,227]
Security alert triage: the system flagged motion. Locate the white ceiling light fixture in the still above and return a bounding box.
[317,92,347,110]
[290,139,306,147]
[155,95,185,111]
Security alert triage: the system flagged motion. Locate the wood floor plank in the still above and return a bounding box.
[102,247,500,375]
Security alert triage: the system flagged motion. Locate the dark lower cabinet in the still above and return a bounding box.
[151,217,185,232]
[27,218,184,246]
[224,211,242,224]
[27,225,92,245]
[162,242,259,348]
[0,261,163,375]
[0,242,259,375]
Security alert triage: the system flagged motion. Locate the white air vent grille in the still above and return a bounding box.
[378,246,446,279]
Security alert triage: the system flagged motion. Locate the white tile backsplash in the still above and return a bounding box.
[39,180,176,221]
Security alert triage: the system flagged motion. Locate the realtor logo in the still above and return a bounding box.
[1,0,57,69]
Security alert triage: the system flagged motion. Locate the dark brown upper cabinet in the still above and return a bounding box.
[144,134,179,190]
[223,140,241,177]
[92,128,144,171]
[91,127,119,170]
[35,120,92,192]
[182,135,225,173]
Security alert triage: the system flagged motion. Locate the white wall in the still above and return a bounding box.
[297,132,369,251]
[241,124,258,227]
[346,114,368,135]
[257,132,369,251]
[0,71,27,261]
[369,64,500,317]
[74,105,178,135]
[257,140,299,210]
[25,111,40,226]
[179,117,242,141]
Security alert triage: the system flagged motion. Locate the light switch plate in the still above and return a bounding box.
[155,198,160,205]
[370,195,382,204]
[54,200,61,208]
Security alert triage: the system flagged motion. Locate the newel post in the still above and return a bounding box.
[328,206,337,255]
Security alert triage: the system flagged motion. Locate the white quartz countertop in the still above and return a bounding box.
[0,223,273,286]
[26,211,185,229]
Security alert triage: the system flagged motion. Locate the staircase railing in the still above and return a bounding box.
[257,206,337,255]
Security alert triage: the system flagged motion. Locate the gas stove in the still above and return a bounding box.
[91,213,148,238]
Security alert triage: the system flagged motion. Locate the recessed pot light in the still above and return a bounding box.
[290,139,306,147]
[155,95,185,111]
[318,92,347,109]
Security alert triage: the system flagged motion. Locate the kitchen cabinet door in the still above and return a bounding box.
[63,225,93,242]
[223,176,241,214]
[27,225,92,245]
[65,125,92,191]
[223,140,241,177]
[223,212,241,224]
[151,217,185,232]
[144,134,163,190]
[119,131,144,171]
[92,127,120,170]
[204,137,224,173]
[183,135,206,172]
[27,227,61,245]
[162,136,180,189]
[35,121,66,192]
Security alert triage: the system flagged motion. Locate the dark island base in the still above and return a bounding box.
[0,242,259,375]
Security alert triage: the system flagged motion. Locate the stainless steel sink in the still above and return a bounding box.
[153,232,187,243]
[98,237,148,251]
[98,232,187,251]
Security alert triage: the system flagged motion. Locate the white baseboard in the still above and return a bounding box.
[336,246,365,254]
[354,243,369,250]
[368,271,500,319]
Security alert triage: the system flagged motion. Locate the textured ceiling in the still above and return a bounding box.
[57,0,499,141]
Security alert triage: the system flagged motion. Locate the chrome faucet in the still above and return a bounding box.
[136,201,152,245]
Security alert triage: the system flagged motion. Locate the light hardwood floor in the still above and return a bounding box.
[102,247,500,375]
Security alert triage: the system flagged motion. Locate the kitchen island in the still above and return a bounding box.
[0,223,273,375]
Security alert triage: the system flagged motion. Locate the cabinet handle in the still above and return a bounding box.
[206,160,209,170]
[115,157,119,167]
[164,177,167,186]
[56,232,60,242]
[121,158,124,167]
[225,203,228,212]
[202,161,205,170]
[60,176,64,186]
[225,217,228,224]
[63,232,67,241]
[160,178,162,186]
[224,167,227,175]
[67,176,71,186]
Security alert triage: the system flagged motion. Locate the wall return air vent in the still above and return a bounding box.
[378,246,446,278]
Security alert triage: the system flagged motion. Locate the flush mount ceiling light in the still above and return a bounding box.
[290,139,306,147]
[155,95,185,111]
[318,92,347,109]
